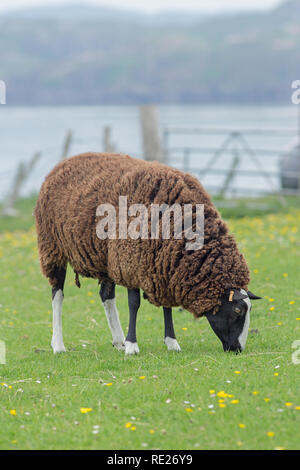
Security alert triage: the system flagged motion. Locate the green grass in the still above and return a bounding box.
[213,194,300,219]
[0,195,37,232]
[0,199,300,450]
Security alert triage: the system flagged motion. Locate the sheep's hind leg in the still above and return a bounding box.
[100,280,125,351]
[163,307,181,352]
[51,266,67,354]
[125,288,140,355]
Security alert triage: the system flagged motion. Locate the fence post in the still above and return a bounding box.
[162,128,169,164]
[103,126,116,153]
[183,148,190,173]
[1,152,42,216]
[298,105,300,193]
[139,105,163,162]
[60,130,73,160]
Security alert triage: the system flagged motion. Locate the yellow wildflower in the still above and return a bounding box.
[80,407,92,414]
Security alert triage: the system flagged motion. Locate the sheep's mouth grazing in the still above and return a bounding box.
[222,341,242,354]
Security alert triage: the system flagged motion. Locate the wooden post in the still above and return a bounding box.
[139,105,163,162]
[183,148,191,173]
[163,128,169,164]
[298,105,300,192]
[2,152,42,216]
[60,130,73,160]
[103,126,116,153]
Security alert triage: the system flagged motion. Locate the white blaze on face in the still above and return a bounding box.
[238,289,251,351]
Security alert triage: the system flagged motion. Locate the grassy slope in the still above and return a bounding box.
[0,197,300,450]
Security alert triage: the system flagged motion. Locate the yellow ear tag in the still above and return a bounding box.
[229,290,234,302]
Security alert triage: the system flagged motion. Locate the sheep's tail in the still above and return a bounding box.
[75,272,81,288]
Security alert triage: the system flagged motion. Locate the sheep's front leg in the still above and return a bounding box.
[125,288,140,355]
[163,307,181,351]
[100,280,125,351]
[51,266,67,354]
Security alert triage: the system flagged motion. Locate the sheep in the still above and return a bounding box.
[35,152,261,355]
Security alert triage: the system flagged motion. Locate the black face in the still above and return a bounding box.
[205,289,261,353]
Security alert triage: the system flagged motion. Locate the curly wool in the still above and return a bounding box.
[35,152,250,317]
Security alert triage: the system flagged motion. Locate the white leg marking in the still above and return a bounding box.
[51,290,66,353]
[124,341,140,355]
[164,337,181,352]
[239,289,251,351]
[103,299,125,350]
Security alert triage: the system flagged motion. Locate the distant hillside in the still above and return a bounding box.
[2,3,143,21]
[1,3,210,25]
[0,0,299,105]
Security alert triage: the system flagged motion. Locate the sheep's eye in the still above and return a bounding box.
[234,307,241,314]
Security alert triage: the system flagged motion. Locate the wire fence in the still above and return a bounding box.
[163,127,300,197]
[1,114,300,216]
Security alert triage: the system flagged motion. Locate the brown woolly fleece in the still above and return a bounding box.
[35,153,250,317]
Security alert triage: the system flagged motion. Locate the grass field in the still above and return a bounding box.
[0,196,300,450]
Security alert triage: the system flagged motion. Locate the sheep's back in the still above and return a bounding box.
[35,153,140,282]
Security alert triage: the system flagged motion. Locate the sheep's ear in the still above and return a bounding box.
[224,289,247,302]
[248,290,262,300]
[232,290,248,301]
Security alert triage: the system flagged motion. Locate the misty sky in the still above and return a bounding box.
[0,0,283,14]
